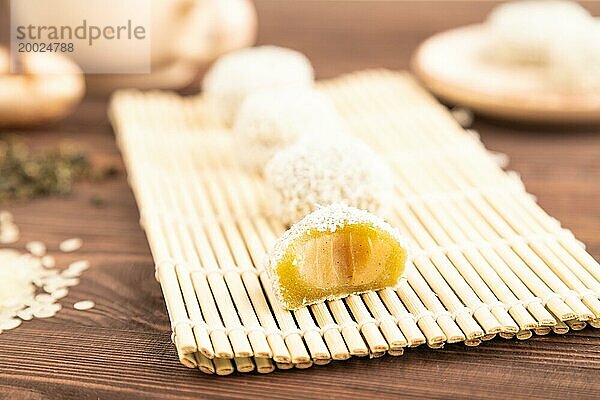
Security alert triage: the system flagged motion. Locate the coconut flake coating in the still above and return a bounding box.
[202,46,314,126]
[233,87,347,172]
[264,135,393,226]
[266,203,409,309]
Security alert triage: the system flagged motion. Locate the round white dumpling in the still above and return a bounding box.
[486,0,592,65]
[233,87,347,172]
[202,45,314,126]
[264,136,393,226]
[546,20,600,92]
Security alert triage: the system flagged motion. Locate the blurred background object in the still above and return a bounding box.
[412,0,600,123]
[0,47,85,127]
[85,0,257,92]
[0,0,257,126]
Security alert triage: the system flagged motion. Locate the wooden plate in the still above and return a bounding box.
[412,24,600,123]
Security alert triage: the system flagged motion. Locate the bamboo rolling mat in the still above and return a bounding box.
[109,70,600,375]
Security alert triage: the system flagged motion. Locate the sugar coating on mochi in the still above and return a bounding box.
[264,136,393,226]
[202,46,314,126]
[233,87,347,172]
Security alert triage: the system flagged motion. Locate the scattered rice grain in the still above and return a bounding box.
[60,278,80,287]
[41,255,56,268]
[26,241,46,257]
[34,293,55,304]
[16,309,33,321]
[59,238,82,253]
[450,107,474,128]
[62,260,90,278]
[0,223,89,333]
[73,300,95,311]
[33,305,60,318]
[0,211,19,244]
[0,224,19,244]
[0,317,22,331]
[50,288,69,300]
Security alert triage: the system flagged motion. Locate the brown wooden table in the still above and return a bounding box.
[1,2,599,399]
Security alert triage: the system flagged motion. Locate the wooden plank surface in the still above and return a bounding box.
[1,1,599,399]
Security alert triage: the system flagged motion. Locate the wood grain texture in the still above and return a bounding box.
[1,1,600,399]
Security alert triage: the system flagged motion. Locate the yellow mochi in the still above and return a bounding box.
[266,204,408,310]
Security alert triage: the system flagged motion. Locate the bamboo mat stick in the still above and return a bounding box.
[327,299,370,356]
[392,206,496,336]
[397,165,538,331]
[378,288,426,347]
[310,303,352,360]
[276,362,294,370]
[143,164,244,358]
[115,141,201,360]
[466,161,600,300]
[158,204,244,357]
[534,326,551,336]
[566,320,587,331]
[346,109,470,343]
[499,332,514,339]
[252,222,312,364]
[427,158,580,321]
[178,349,197,368]
[255,218,335,361]
[183,170,270,355]
[345,294,390,353]
[362,291,408,351]
[401,268,466,343]
[294,307,332,361]
[203,182,278,358]
[228,219,294,361]
[214,357,235,376]
[494,188,600,311]
[451,201,554,327]
[125,98,240,356]
[152,230,196,357]
[174,264,215,358]
[234,357,255,373]
[452,156,599,320]
[453,197,573,324]
[397,274,451,344]
[255,357,276,374]
[195,353,215,374]
[393,206,484,339]
[221,175,310,362]
[394,169,519,333]
[516,330,532,340]
[214,167,351,361]
[295,361,314,369]
[159,188,219,359]
[248,181,370,356]
[514,192,600,285]
[552,320,570,335]
[412,255,485,341]
[391,173,503,334]
[393,271,448,344]
[169,181,253,357]
[173,213,235,356]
